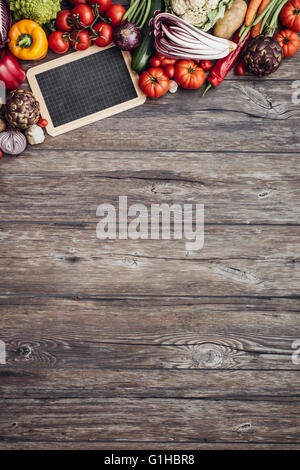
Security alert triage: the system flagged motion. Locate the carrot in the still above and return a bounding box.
[245,0,263,26]
[251,0,272,36]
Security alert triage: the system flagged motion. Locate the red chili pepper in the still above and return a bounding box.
[0,49,26,91]
[202,30,251,96]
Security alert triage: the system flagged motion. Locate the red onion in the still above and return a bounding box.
[113,21,142,52]
[0,0,13,49]
[150,12,236,60]
[0,127,27,155]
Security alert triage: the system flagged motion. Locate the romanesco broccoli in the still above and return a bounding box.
[8,0,61,24]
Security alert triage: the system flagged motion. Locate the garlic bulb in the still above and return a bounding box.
[25,125,45,145]
[0,127,27,155]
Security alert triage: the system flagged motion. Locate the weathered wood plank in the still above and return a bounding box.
[0,398,299,442]
[1,297,299,370]
[1,253,298,296]
[1,152,299,224]
[1,441,300,450]
[9,80,300,153]
[0,369,299,399]
[1,224,299,260]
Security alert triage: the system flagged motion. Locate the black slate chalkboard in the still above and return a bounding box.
[35,47,138,128]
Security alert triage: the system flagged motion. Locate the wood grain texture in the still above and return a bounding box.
[0,398,300,443]
[0,37,299,449]
[0,297,299,371]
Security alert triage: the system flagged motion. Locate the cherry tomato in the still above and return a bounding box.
[92,22,113,47]
[174,60,206,89]
[155,53,177,67]
[105,4,126,27]
[200,60,213,71]
[88,0,111,11]
[139,67,169,99]
[48,31,70,54]
[72,4,95,28]
[149,57,161,67]
[70,29,91,50]
[56,10,73,32]
[164,64,175,78]
[0,150,3,158]
[235,62,246,75]
[37,118,48,128]
[70,0,88,5]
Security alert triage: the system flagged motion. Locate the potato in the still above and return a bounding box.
[214,0,247,40]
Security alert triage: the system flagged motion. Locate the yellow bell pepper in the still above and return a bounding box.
[8,20,48,61]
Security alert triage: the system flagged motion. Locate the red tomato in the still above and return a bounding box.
[88,0,111,11]
[280,0,300,32]
[48,31,70,54]
[175,60,206,89]
[235,62,246,75]
[164,64,175,78]
[200,60,213,71]
[70,29,91,50]
[72,4,95,28]
[92,22,113,47]
[274,29,300,57]
[37,118,48,128]
[0,150,3,158]
[70,0,87,5]
[149,57,161,67]
[155,53,177,67]
[139,67,169,99]
[105,4,126,27]
[56,10,73,32]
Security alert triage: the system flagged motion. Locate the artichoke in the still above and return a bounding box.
[5,89,40,130]
[242,35,283,77]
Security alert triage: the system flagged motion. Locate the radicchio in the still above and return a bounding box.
[0,0,13,49]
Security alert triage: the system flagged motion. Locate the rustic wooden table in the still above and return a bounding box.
[0,43,299,450]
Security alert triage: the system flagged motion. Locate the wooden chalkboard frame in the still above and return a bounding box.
[27,44,146,137]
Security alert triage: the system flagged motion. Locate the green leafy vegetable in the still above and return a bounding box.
[8,0,61,24]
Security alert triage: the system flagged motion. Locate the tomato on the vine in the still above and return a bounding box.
[48,31,70,54]
[92,22,113,47]
[37,118,48,128]
[280,0,300,32]
[56,10,73,32]
[72,4,95,28]
[235,62,246,75]
[88,0,111,11]
[164,64,175,78]
[274,29,300,57]
[149,57,161,67]
[200,60,213,71]
[174,60,206,89]
[70,0,88,5]
[139,67,170,99]
[70,29,91,50]
[155,53,177,67]
[105,4,126,27]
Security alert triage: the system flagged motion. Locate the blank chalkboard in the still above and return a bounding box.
[27,45,146,136]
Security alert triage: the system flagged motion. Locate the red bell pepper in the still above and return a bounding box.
[202,30,251,96]
[0,49,25,91]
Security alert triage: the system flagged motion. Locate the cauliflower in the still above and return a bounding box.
[169,0,233,30]
[8,0,61,24]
